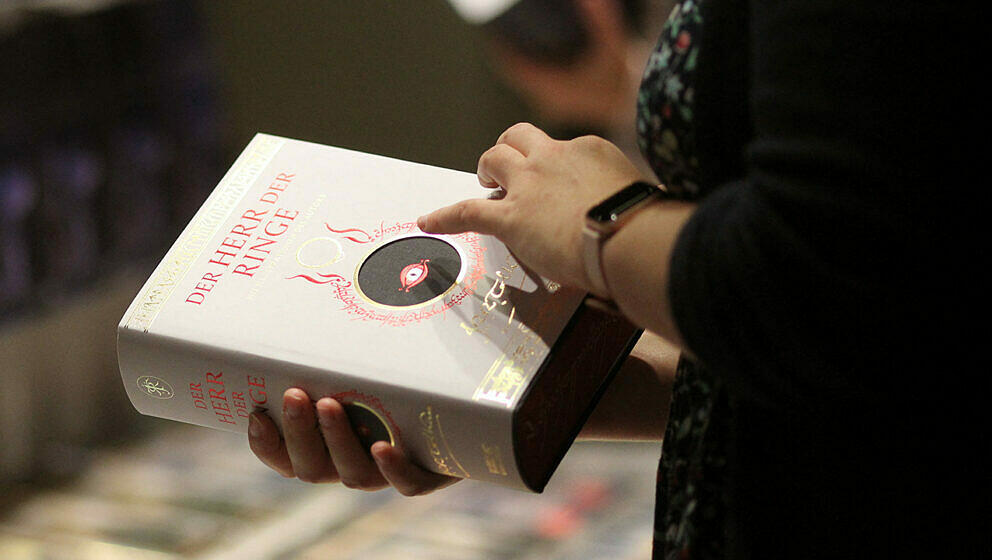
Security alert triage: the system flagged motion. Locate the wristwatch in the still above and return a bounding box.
[582,181,670,301]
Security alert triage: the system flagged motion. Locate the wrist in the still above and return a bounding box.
[582,181,669,300]
[601,199,695,345]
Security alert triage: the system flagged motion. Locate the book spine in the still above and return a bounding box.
[118,325,259,432]
[117,325,527,490]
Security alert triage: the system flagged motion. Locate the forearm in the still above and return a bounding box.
[578,330,679,441]
[600,199,697,349]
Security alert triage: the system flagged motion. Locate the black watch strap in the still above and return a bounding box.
[582,181,668,299]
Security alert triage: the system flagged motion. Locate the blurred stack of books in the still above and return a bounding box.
[0,0,226,481]
[0,425,658,559]
[0,0,224,317]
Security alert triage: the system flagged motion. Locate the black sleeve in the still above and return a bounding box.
[667,0,975,412]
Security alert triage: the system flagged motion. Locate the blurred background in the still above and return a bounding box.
[1,0,668,557]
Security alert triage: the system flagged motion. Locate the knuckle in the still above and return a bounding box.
[571,135,598,150]
[500,205,520,230]
[398,485,421,497]
[341,474,376,490]
[479,145,498,162]
[352,475,387,491]
[481,144,515,170]
[508,121,534,134]
[575,134,611,152]
[456,202,478,224]
[295,471,319,484]
[491,143,515,162]
[249,436,279,457]
[573,133,601,144]
[340,478,361,489]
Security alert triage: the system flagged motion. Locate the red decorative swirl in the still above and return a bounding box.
[324,225,373,244]
[326,221,419,245]
[287,272,349,286]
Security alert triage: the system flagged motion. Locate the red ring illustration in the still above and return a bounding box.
[398,258,430,292]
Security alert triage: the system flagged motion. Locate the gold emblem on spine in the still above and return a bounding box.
[418,405,470,478]
[482,443,508,476]
[473,355,526,408]
[137,375,175,400]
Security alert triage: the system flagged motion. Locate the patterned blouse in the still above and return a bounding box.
[636,2,730,558]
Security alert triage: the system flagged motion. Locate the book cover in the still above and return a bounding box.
[117,134,640,491]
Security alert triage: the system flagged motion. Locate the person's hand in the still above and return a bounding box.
[248,388,460,496]
[418,122,644,295]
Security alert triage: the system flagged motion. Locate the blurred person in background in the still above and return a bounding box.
[471,0,670,181]
[249,1,980,559]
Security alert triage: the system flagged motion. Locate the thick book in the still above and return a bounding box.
[117,134,640,491]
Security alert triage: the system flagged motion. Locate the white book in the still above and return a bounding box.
[117,134,639,491]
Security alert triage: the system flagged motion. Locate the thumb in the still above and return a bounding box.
[418,199,503,236]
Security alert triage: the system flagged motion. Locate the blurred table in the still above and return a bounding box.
[0,423,659,559]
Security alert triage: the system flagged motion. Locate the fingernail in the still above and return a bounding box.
[315,399,333,429]
[370,441,392,462]
[370,448,385,466]
[417,216,427,230]
[284,396,303,420]
[248,414,262,438]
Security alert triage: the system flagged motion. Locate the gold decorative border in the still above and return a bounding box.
[419,405,471,478]
[125,134,285,332]
[434,412,470,478]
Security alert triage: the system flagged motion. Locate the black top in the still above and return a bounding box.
[638,0,982,558]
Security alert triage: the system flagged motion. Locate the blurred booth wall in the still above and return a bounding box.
[1,0,528,487]
[198,0,528,172]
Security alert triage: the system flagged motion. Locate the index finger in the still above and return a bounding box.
[417,198,503,236]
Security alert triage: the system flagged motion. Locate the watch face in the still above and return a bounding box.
[587,181,661,224]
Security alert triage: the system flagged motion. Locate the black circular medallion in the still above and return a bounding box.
[342,402,394,450]
[356,236,461,307]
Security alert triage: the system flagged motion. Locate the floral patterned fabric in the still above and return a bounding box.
[636,2,731,559]
[637,0,704,198]
[652,359,729,560]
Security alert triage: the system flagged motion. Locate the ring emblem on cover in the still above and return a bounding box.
[356,235,463,308]
[399,259,430,292]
